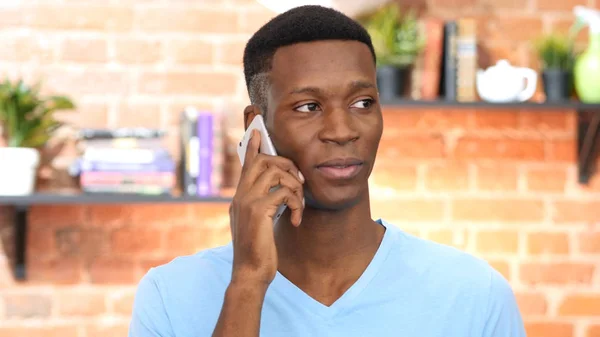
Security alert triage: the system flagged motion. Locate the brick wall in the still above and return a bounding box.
[0,0,599,336]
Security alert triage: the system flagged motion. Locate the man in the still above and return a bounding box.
[129,5,526,337]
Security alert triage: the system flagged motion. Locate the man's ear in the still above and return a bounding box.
[243,105,261,129]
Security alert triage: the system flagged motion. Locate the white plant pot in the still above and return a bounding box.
[257,0,392,18]
[0,147,40,196]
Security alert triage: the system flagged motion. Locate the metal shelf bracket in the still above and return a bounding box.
[577,109,600,184]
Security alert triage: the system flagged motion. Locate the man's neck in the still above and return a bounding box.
[273,195,385,305]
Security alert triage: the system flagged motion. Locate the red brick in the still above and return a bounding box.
[370,165,418,191]
[586,325,600,337]
[516,292,548,315]
[487,259,512,281]
[474,163,518,191]
[454,137,545,160]
[475,230,520,254]
[165,100,215,127]
[473,110,519,129]
[382,108,472,130]
[536,0,586,11]
[57,289,106,316]
[87,205,133,228]
[525,322,573,337]
[188,203,235,225]
[60,37,108,63]
[484,0,531,9]
[110,227,163,255]
[378,135,445,159]
[28,5,133,31]
[27,258,84,284]
[372,199,445,222]
[527,232,570,255]
[547,140,576,162]
[28,227,57,258]
[115,38,163,64]
[29,205,86,228]
[551,18,589,44]
[167,39,213,65]
[110,290,135,315]
[3,293,52,318]
[55,227,108,260]
[520,263,595,285]
[0,34,55,63]
[137,8,237,33]
[43,69,132,96]
[553,200,600,224]
[526,167,568,192]
[165,226,225,254]
[478,15,543,42]
[452,198,544,223]
[0,7,23,29]
[237,8,276,33]
[216,40,247,66]
[130,204,193,226]
[72,101,110,128]
[139,257,175,273]
[424,163,470,191]
[85,323,130,337]
[430,0,478,8]
[116,101,162,128]
[520,110,571,131]
[479,41,525,68]
[558,295,600,316]
[89,258,138,284]
[0,326,79,337]
[137,71,238,96]
[578,232,600,253]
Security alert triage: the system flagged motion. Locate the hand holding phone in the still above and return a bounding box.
[229,115,304,285]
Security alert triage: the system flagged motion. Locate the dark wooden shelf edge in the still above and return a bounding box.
[382,99,600,110]
[0,193,233,282]
[0,193,233,206]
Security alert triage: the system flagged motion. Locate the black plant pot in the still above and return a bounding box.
[542,69,572,102]
[377,65,410,101]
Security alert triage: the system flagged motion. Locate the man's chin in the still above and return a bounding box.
[304,189,364,212]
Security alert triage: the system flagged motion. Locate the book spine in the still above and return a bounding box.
[197,113,213,196]
[456,18,478,102]
[443,21,458,101]
[181,108,199,196]
[79,159,175,173]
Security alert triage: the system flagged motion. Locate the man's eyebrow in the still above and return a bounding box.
[348,80,375,90]
[289,81,375,95]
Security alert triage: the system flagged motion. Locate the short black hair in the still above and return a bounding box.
[242,5,376,116]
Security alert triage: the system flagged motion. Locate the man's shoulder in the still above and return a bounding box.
[383,221,505,293]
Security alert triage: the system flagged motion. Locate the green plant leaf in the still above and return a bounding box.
[0,77,75,148]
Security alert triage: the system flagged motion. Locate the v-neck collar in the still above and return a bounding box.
[270,219,395,320]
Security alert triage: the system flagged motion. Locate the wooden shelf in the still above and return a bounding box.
[381,99,600,110]
[0,192,233,207]
[0,193,233,282]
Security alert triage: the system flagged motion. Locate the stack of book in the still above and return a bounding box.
[72,128,176,195]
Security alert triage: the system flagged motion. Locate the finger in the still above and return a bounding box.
[246,154,305,185]
[242,129,261,172]
[262,186,304,226]
[252,166,304,206]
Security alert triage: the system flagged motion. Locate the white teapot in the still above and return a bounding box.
[476,60,538,103]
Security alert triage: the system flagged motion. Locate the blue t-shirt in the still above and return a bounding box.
[128,220,526,337]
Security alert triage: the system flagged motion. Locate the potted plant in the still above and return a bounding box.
[533,33,576,102]
[0,78,75,196]
[361,3,424,101]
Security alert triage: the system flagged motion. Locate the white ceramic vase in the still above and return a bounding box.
[0,147,40,196]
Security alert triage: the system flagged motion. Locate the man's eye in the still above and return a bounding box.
[295,103,320,112]
[350,99,374,109]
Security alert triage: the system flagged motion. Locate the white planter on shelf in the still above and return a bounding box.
[257,0,392,18]
[0,147,40,196]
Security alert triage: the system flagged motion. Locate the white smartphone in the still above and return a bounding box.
[237,115,287,225]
